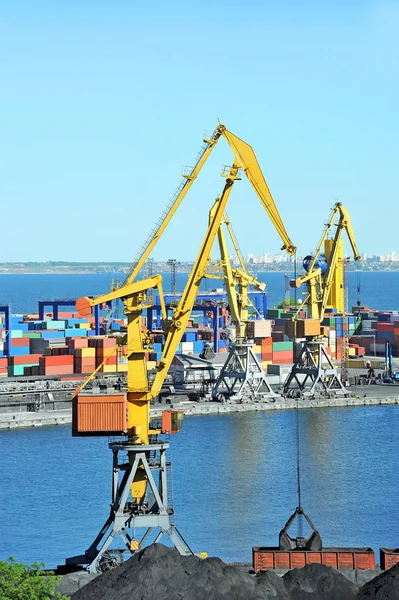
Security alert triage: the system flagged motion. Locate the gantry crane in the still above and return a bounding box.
[283,202,360,396]
[66,125,296,573]
[205,213,276,402]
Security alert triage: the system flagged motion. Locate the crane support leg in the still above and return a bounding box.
[283,341,348,397]
[212,340,276,402]
[66,442,192,573]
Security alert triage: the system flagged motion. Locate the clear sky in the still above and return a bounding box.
[1,1,398,262]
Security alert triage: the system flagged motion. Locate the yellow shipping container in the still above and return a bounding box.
[77,323,91,329]
[146,361,157,370]
[262,360,272,369]
[348,347,356,357]
[347,359,367,368]
[253,345,262,354]
[116,364,127,372]
[78,348,96,358]
[101,365,116,373]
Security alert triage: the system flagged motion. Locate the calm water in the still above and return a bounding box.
[0,406,398,568]
[0,270,399,314]
[0,273,398,568]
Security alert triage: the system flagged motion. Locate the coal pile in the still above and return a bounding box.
[70,543,286,600]
[283,563,358,600]
[70,544,370,600]
[356,561,399,600]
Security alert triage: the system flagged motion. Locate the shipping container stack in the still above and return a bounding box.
[0,311,133,379]
[349,306,399,357]
[7,299,399,382]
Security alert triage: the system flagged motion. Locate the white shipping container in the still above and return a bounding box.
[181,342,194,352]
[247,320,272,338]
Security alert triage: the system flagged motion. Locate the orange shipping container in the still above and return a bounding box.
[68,338,89,349]
[97,337,118,348]
[9,354,42,365]
[96,354,117,366]
[72,393,128,436]
[11,338,30,347]
[74,359,96,373]
[40,355,74,366]
[41,365,74,376]
[296,319,321,338]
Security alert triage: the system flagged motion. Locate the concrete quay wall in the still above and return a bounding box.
[1,392,399,430]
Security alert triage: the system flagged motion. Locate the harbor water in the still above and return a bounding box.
[0,271,399,568]
[0,405,398,568]
[1,271,399,314]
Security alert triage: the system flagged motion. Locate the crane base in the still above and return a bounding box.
[65,441,192,573]
[212,340,276,402]
[283,341,348,397]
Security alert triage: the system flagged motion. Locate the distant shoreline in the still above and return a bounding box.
[0,269,399,275]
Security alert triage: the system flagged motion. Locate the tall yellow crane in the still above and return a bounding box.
[284,202,360,397]
[290,202,360,321]
[204,213,275,402]
[66,125,295,573]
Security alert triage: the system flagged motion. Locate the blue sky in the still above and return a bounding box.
[0,1,398,262]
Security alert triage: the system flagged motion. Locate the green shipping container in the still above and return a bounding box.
[272,341,294,351]
[8,365,25,377]
[43,320,67,330]
[322,317,336,326]
[267,309,283,319]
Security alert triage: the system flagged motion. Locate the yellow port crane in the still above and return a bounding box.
[204,213,275,401]
[66,125,296,573]
[284,202,360,397]
[290,202,360,321]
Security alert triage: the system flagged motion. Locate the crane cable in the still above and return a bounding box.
[296,398,303,537]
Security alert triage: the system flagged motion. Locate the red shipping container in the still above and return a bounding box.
[40,355,74,366]
[68,338,89,350]
[272,351,294,360]
[377,322,394,332]
[9,354,42,365]
[96,353,117,365]
[97,337,118,348]
[42,365,74,376]
[0,357,8,367]
[11,338,30,347]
